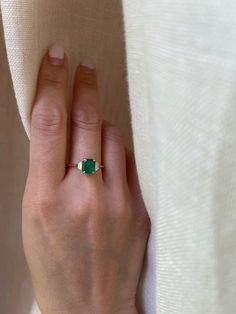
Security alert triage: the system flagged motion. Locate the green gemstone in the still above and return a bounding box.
[82,159,96,174]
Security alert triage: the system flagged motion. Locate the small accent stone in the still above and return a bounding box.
[82,159,96,174]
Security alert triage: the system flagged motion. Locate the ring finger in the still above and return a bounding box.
[68,60,103,181]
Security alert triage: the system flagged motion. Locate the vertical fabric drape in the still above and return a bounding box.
[122,1,236,313]
[1,0,236,313]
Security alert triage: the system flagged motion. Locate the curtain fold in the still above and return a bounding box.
[122,1,236,313]
[1,0,236,313]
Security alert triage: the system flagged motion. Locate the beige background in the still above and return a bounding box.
[0,14,31,313]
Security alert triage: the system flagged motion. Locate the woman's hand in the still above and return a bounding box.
[22,44,151,314]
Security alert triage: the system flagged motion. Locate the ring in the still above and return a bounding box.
[66,158,104,175]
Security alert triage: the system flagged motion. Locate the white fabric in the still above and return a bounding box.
[122,2,236,313]
[1,0,236,313]
[0,14,33,314]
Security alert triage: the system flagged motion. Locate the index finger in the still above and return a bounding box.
[29,44,68,186]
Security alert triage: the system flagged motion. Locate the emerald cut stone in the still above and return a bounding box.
[82,159,96,174]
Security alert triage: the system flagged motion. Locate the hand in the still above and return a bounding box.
[22,44,151,314]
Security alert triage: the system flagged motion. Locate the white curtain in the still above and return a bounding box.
[1,0,236,313]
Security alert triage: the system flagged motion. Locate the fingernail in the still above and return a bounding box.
[80,58,95,72]
[48,44,65,65]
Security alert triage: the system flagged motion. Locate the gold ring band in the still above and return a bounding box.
[67,163,105,168]
[66,158,104,175]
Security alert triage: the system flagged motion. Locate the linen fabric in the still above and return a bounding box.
[0,14,32,314]
[1,0,236,313]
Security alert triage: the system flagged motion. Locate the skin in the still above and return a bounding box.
[22,47,151,314]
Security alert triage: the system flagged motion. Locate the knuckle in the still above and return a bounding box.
[71,109,102,131]
[112,199,133,221]
[104,126,124,144]
[136,210,151,234]
[36,194,55,210]
[84,182,101,205]
[31,105,65,134]
[75,183,101,215]
[78,71,97,88]
[77,201,93,219]
[23,193,56,226]
[36,198,56,219]
[39,71,65,89]
[76,200,97,221]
